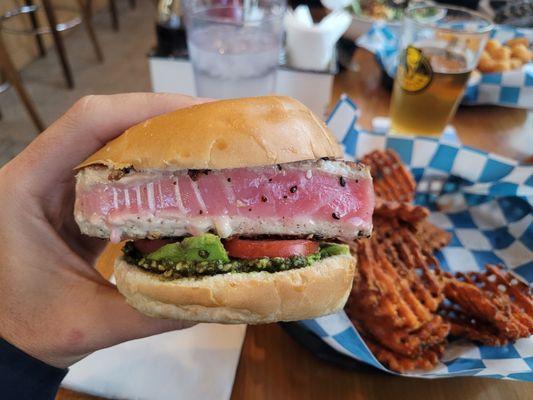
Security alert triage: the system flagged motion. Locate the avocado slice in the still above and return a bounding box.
[147,233,230,263]
[319,243,350,257]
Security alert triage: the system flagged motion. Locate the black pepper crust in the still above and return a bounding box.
[108,167,133,181]
[339,176,346,187]
[187,169,211,181]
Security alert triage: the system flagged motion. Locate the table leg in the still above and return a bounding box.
[0,34,45,132]
[24,0,46,57]
[79,0,104,62]
[41,0,74,88]
[109,0,119,31]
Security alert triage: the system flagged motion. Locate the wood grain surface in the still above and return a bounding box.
[230,324,531,400]
[57,50,533,400]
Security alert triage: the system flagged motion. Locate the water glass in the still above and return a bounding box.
[184,0,286,98]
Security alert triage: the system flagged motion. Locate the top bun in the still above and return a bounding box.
[77,96,342,171]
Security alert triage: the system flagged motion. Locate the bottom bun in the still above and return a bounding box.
[114,254,357,324]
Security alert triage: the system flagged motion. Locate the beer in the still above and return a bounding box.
[156,21,188,57]
[390,46,472,136]
[155,0,188,57]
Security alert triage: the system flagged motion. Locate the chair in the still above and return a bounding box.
[1,0,104,89]
[0,33,45,132]
[107,0,137,31]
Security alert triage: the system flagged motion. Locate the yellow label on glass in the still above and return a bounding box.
[397,46,433,93]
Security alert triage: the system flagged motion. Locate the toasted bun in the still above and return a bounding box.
[114,254,356,324]
[77,96,342,171]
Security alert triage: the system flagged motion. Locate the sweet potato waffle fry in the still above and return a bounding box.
[364,334,446,373]
[349,239,434,330]
[415,219,452,253]
[345,149,533,373]
[372,217,445,313]
[351,318,446,372]
[360,149,416,202]
[374,198,429,225]
[346,240,449,362]
[439,305,509,346]
[441,265,533,345]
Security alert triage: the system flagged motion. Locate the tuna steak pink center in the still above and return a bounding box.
[75,160,374,242]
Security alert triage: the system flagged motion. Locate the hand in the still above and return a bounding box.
[0,93,207,368]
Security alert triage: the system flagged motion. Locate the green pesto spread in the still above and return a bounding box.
[147,233,230,263]
[123,234,349,280]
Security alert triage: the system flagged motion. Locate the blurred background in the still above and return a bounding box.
[1,0,531,166]
[1,0,154,164]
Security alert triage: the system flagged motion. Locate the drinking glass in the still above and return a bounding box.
[184,0,286,98]
[389,5,493,136]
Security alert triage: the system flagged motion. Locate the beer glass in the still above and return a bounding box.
[184,0,286,99]
[389,5,493,136]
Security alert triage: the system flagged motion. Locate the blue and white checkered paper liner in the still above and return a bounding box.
[298,96,533,380]
[356,24,533,109]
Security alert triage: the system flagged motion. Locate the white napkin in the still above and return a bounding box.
[62,324,247,400]
[320,0,352,11]
[285,6,351,71]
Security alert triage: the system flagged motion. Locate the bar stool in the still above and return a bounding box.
[0,34,45,132]
[0,0,104,89]
[108,0,137,31]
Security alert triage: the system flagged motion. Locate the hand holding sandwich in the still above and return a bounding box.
[0,93,374,371]
[0,93,204,368]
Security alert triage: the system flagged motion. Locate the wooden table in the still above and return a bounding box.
[57,50,533,400]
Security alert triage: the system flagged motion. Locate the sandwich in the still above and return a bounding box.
[74,96,374,324]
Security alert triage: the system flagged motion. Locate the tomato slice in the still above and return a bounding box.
[133,239,175,255]
[225,239,319,259]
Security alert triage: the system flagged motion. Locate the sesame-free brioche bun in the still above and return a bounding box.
[77,96,342,171]
[114,254,357,324]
